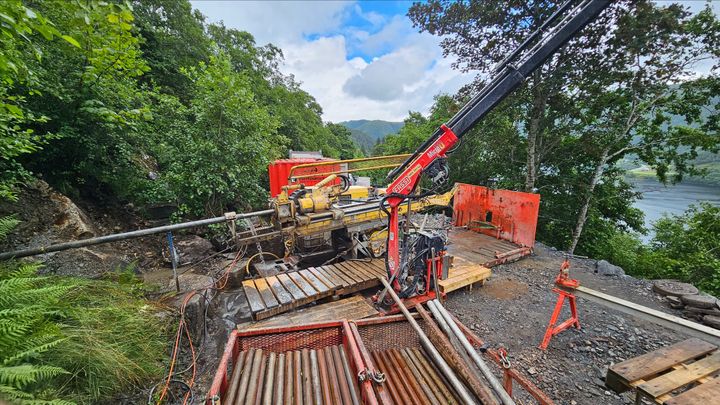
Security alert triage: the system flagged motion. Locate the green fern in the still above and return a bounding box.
[0,365,68,388]
[0,217,170,404]
[0,216,19,241]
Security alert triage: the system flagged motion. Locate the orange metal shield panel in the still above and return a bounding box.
[452,183,540,248]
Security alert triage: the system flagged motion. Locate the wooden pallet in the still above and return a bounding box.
[447,228,530,268]
[606,338,720,404]
[437,256,491,293]
[242,295,378,330]
[243,259,385,320]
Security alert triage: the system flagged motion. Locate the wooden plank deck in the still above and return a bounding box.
[606,338,720,404]
[243,259,384,320]
[242,231,525,321]
[447,227,530,267]
[242,295,378,330]
[438,256,491,293]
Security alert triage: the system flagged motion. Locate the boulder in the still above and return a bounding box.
[703,315,720,329]
[680,294,718,309]
[683,305,720,317]
[595,260,625,276]
[653,280,699,297]
[665,296,684,309]
[174,235,214,265]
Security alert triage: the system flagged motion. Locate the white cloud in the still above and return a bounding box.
[192,1,474,122]
[190,1,351,46]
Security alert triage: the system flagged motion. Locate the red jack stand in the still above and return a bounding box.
[539,259,580,350]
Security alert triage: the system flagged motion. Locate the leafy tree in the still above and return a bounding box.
[326,122,363,159]
[147,53,285,216]
[21,0,152,200]
[409,0,720,254]
[132,0,212,100]
[565,2,720,252]
[650,203,720,293]
[0,1,78,200]
[408,0,618,192]
[208,23,342,158]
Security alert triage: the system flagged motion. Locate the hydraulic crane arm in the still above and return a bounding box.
[381,0,611,292]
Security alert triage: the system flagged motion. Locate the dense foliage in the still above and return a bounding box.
[0,217,168,404]
[1,0,360,217]
[596,203,720,296]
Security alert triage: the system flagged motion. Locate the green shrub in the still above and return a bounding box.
[594,203,720,296]
[649,203,720,295]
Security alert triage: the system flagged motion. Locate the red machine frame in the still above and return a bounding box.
[384,125,458,293]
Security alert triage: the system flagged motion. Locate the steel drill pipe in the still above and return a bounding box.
[416,304,498,405]
[274,354,285,405]
[388,349,429,405]
[262,352,276,405]
[324,346,344,404]
[310,350,323,405]
[332,345,354,405]
[429,299,516,405]
[339,347,361,405]
[226,351,247,404]
[408,348,457,404]
[284,352,293,405]
[253,353,268,405]
[236,348,258,404]
[0,209,274,260]
[301,349,312,405]
[245,350,265,405]
[378,277,476,405]
[376,351,415,405]
[372,351,403,405]
[293,351,302,405]
[400,348,442,405]
[318,348,333,405]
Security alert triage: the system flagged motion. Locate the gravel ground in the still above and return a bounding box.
[445,242,693,405]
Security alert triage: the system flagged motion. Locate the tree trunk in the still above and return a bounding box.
[524,73,547,192]
[525,131,537,192]
[568,147,610,254]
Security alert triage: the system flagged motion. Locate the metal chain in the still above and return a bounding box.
[498,347,511,369]
[371,370,386,384]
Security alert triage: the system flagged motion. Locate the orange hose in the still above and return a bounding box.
[157,249,244,404]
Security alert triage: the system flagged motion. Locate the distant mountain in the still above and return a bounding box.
[340,120,404,154]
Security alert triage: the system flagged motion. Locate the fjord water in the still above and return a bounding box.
[631,177,720,242]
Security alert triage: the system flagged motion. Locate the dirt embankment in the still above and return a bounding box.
[0,180,179,277]
[446,243,692,405]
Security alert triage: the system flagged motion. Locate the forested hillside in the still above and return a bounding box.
[340,119,403,154]
[0,0,361,219]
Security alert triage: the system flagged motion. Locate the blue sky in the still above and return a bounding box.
[191,1,473,122]
[312,1,413,61]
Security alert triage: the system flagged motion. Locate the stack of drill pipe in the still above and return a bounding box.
[378,277,476,405]
[224,345,360,404]
[415,304,499,405]
[428,299,516,405]
[370,347,467,405]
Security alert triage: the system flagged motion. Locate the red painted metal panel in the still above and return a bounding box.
[267,158,340,197]
[452,183,540,248]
